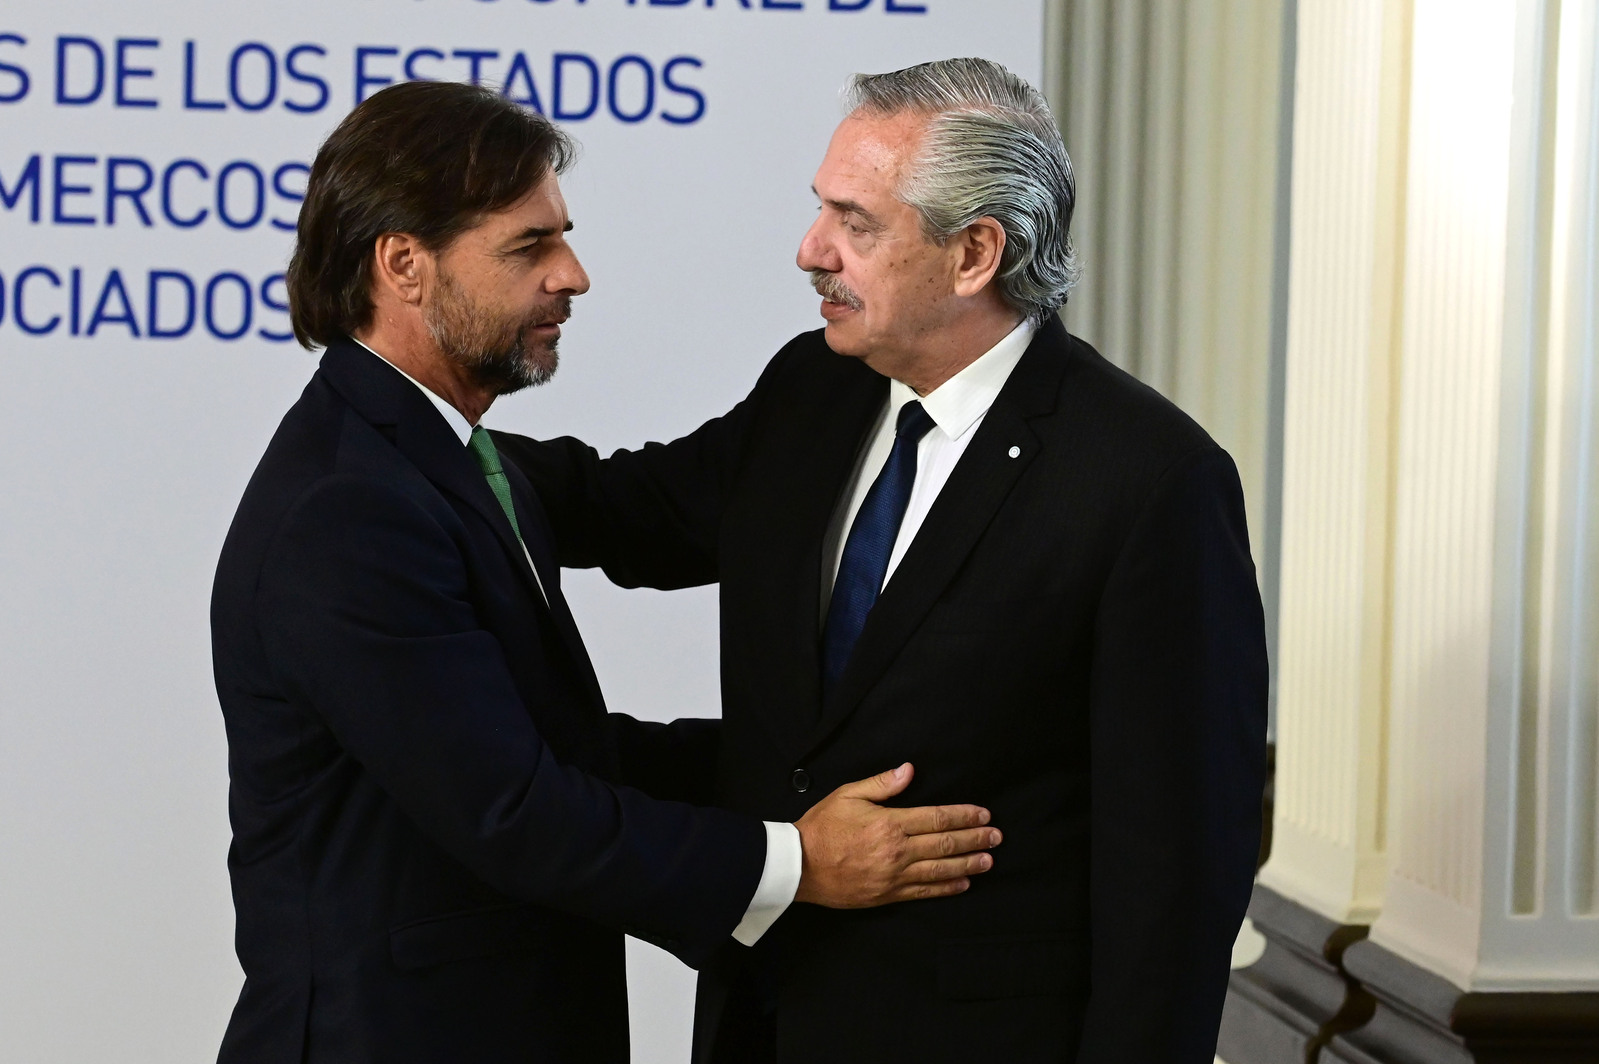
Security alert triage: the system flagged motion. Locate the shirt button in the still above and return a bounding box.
[791,769,811,793]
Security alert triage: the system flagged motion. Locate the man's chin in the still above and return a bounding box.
[525,344,558,387]
[469,346,557,396]
[820,320,867,359]
[518,334,559,385]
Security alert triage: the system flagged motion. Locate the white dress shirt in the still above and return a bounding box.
[822,318,1037,615]
[354,338,799,946]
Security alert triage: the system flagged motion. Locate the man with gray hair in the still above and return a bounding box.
[498,57,1267,1063]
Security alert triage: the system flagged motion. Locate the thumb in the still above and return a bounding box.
[837,762,913,802]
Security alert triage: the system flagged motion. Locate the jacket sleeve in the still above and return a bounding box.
[1075,445,1269,1063]
[255,472,767,968]
[491,343,795,591]
[605,713,722,807]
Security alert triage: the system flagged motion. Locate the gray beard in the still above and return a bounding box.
[424,273,564,396]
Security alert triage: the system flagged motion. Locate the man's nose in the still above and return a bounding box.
[550,246,591,296]
[796,216,839,273]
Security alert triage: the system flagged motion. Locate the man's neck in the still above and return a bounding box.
[354,320,495,425]
[889,308,1026,396]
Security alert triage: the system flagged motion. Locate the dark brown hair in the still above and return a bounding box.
[286,80,575,349]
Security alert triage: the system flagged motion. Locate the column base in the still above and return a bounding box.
[1323,939,1599,1064]
[1217,884,1373,1064]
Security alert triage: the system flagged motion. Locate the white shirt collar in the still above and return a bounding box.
[886,318,1037,440]
[351,337,475,445]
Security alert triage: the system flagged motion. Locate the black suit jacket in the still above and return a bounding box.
[210,339,765,1064]
[498,318,1268,1063]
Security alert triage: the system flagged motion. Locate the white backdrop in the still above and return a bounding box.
[0,3,1044,1060]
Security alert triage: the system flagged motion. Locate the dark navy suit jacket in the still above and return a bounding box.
[211,339,765,1063]
[499,318,1268,1064]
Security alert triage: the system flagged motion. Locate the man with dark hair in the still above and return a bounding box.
[212,79,1000,1063]
[497,58,1268,1063]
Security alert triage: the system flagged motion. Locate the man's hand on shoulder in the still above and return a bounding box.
[794,763,999,908]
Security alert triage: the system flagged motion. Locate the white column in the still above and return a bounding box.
[1372,0,1599,991]
[1257,0,1411,927]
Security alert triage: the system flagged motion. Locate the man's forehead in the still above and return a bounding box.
[818,112,924,192]
[474,173,569,238]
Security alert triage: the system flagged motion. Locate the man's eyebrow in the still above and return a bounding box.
[812,187,883,230]
[509,221,575,242]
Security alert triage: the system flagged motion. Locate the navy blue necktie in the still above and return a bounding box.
[822,401,937,696]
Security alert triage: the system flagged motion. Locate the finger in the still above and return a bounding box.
[893,802,991,836]
[901,827,1003,863]
[889,877,971,903]
[902,852,994,884]
[834,762,914,802]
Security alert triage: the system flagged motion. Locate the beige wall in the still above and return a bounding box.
[1043,0,1290,581]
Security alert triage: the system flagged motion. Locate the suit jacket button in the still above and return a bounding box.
[791,769,811,793]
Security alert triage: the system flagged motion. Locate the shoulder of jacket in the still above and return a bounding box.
[1056,333,1219,456]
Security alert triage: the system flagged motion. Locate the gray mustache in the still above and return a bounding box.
[809,270,863,311]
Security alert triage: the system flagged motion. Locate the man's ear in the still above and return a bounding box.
[951,217,1007,298]
[371,233,431,308]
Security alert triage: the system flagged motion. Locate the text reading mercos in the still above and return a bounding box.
[2,154,306,232]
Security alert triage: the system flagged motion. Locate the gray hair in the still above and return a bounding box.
[844,58,1079,323]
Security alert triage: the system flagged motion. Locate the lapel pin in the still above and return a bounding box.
[1008,445,1021,458]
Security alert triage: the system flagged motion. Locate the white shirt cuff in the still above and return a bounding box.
[731,821,802,946]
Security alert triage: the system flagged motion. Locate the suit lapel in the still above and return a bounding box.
[503,460,608,711]
[752,362,888,757]
[318,340,551,611]
[801,320,1070,755]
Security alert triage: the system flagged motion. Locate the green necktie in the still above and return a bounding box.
[467,426,523,544]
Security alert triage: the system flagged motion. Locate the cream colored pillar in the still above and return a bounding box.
[1257,0,1410,930]
[1320,0,1599,1056]
[1229,1,1599,1057]
[1360,0,1599,993]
